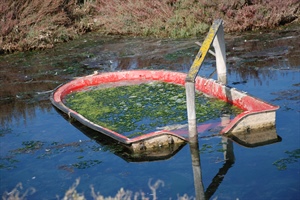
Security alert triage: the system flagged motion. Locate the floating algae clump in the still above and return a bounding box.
[65,82,242,138]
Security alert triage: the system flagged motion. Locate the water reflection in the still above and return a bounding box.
[189,114,281,199]
[55,102,281,199]
[55,108,187,162]
[189,136,206,199]
[189,135,235,200]
[226,128,282,148]
[205,138,235,198]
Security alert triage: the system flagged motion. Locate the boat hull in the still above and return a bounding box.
[50,70,279,149]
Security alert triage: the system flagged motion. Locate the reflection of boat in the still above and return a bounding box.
[225,127,282,148]
[55,107,186,162]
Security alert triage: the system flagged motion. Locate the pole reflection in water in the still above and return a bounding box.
[189,135,205,199]
[189,113,235,200]
[204,137,235,199]
[189,111,281,199]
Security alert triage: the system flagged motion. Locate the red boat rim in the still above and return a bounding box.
[50,70,279,147]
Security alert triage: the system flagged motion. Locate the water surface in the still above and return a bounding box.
[0,25,299,199]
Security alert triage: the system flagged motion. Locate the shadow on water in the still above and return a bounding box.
[0,24,299,199]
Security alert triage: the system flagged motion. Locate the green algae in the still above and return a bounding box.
[273,149,300,170]
[72,159,102,169]
[65,81,242,138]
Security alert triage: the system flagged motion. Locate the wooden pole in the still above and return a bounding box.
[195,42,216,57]
[185,82,197,138]
[185,19,222,139]
[186,19,222,82]
[213,23,227,85]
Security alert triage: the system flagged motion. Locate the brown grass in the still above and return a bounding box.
[220,0,299,31]
[0,0,96,53]
[0,0,299,53]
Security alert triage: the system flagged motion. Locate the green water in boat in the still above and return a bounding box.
[65,81,242,138]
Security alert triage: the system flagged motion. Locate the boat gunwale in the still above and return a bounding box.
[50,70,279,144]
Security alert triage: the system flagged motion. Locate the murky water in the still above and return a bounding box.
[0,24,299,199]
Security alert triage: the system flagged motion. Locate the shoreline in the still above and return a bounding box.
[1,0,299,54]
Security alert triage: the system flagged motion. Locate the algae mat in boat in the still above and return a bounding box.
[65,81,242,138]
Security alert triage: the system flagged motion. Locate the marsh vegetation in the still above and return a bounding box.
[1,0,299,53]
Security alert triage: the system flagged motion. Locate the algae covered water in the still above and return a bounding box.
[65,81,242,138]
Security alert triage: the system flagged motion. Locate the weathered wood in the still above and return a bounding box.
[185,19,223,139]
[213,23,227,84]
[186,19,222,83]
[195,41,216,57]
[185,82,198,138]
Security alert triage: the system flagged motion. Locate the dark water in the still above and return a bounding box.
[0,25,299,199]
